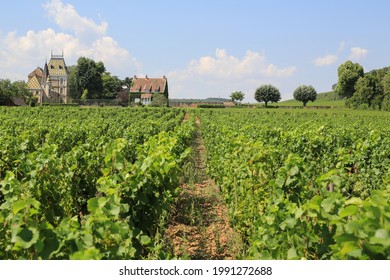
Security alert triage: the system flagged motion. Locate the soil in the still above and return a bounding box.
[164,115,242,259]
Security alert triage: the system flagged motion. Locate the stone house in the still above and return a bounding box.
[27,53,69,104]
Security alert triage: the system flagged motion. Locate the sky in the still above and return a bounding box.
[1,0,390,102]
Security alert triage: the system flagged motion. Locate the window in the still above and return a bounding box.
[50,65,54,69]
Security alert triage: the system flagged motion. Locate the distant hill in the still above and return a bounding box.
[278,91,346,107]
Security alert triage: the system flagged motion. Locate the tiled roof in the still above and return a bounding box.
[28,67,44,79]
[27,75,43,90]
[48,57,68,77]
[130,76,167,94]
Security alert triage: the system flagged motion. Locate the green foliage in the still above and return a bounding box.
[254,84,281,107]
[198,108,390,259]
[102,72,122,99]
[336,61,364,98]
[293,85,317,106]
[75,57,106,99]
[0,79,13,105]
[150,94,168,107]
[0,107,194,259]
[230,91,245,102]
[0,79,31,105]
[351,74,384,109]
[67,65,78,99]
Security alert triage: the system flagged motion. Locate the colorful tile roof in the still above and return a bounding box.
[48,57,68,77]
[27,75,43,90]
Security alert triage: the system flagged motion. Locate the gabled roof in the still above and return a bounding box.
[130,76,167,94]
[28,67,44,79]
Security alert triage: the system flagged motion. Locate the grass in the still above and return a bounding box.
[277,91,346,107]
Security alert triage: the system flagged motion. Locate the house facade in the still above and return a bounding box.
[27,53,69,104]
[129,75,168,105]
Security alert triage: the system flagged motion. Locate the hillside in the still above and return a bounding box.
[278,91,346,107]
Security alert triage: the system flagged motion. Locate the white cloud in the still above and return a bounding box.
[171,48,296,80]
[43,0,107,41]
[0,0,138,80]
[349,47,368,60]
[312,54,338,66]
[168,48,296,100]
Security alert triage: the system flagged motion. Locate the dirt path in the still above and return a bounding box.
[164,115,242,259]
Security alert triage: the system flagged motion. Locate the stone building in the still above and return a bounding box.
[27,53,69,104]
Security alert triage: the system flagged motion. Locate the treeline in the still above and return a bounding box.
[68,57,132,100]
[0,79,31,106]
[335,61,390,110]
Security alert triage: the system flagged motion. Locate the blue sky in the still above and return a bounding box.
[1,0,389,101]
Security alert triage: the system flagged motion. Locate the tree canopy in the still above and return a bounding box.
[293,85,317,106]
[254,84,281,107]
[335,61,364,98]
[0,79,30,105]
[75,57,106,99]
[349,74,383,109]
[102,72,122,99]
[230,91,245,102]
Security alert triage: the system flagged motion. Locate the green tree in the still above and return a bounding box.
[102,72,122,99]
[0,79,12,105]
[75,57,106,99]
[230,91,245,102]
[0,79,31,105]
[381,72,390,111]
[122,77,133,88]
[150,93,168,107]
[67,65,79,99]
[352,74,384,108]
[254,84,281,107]
[293,85,317,107]
[335,61,364,98]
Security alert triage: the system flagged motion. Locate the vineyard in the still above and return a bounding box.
[0,107,389,259]
[0,107,194,259]
[199,109,390,259]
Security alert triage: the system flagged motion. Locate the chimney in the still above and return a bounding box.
[133,75,137,79]
[163,75,166,79]
[145,74,148,79]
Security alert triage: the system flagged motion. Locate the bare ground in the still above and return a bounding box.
[164,116,242,259]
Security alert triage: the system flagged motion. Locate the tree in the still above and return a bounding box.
[75,57,106,99]
[335,60,364,98]
[102,72,122,99]
[0,79,12,105]
[67,65,79,99]
[230,91,245,102]
[122,77,133,88]
[352,74,383,108]
[254,84,281,107]
[0,79,31,105]
[150,93,168,107]
[293,85,317,106]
